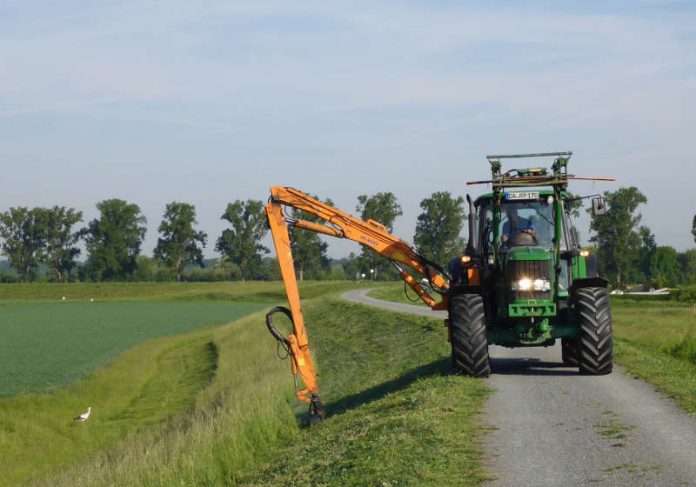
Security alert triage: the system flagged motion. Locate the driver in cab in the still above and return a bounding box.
[501,206,535,246]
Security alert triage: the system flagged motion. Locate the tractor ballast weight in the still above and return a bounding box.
[264,152,614,422]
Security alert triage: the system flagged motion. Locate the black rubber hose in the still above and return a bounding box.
[265,306,293,345]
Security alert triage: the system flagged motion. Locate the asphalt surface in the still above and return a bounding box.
[341,289,696,487]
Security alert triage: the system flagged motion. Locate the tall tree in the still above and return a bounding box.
[154,202,207,281]
[44,206,84,282]
[413,191,466,265]
[649,246,680,288]
[637,226,656,282]
[692,214,696,244]
[290,196,333,281]
[355,192,403,280]
[679,249,696,285]
[0,207,48,282]
[216,199,268,281]
[84,199,147,281]
[588,187,647,287]
[342,252,362,280]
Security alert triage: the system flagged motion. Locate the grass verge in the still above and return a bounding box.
[368,282,427,306]
[242,298,491,485]
[369,284,696,414]
[19,292,489,486]
[612,304,696,414]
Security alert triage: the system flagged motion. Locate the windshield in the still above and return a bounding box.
[478,199,556,251]
[500,201,554,248]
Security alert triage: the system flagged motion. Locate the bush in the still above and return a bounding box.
[673,286,696,303]
[0,270,19,283]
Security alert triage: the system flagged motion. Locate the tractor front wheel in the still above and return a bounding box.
[450,294,490,377]
[575,287,613,375]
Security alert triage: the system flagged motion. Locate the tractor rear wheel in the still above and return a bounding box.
[561,338,579,366]
[450,294,490,377]
[575,287,613,375]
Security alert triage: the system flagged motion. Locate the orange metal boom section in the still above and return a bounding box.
[265,186,450,406]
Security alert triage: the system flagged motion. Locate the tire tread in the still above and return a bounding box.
[450,294,490,377]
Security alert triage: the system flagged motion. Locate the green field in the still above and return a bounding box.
[0,280,368,396]
[1,281,489,486]
[0,280,360,302]
[0,301,264,395]
[368,285,696,413]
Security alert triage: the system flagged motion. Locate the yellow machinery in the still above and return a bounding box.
[264,186,467,423]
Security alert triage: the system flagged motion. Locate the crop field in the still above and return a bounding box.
[368,285,696,413]
[0,301,264,396]
[1,281,491,486]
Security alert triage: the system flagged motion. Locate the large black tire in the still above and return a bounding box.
[575,287,613,375]
[561,338,579,366]
[450,294,490,377]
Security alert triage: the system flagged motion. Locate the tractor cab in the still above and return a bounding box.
[477,191,559,255]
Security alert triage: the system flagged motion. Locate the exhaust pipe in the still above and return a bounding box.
[466,194,477,254]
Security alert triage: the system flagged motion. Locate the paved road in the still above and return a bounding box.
[342,289,696,487]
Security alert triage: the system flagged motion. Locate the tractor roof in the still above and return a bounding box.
[467,151,613,195]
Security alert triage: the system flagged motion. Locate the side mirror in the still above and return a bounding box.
[592,197,607,216]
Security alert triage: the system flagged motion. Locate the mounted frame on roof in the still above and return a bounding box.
[468,151,613,190]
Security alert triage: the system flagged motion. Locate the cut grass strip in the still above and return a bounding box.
[241,299,491,486]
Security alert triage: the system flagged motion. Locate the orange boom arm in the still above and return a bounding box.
[264,186,452,423]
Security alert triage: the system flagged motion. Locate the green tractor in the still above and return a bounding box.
[448,152,613,376]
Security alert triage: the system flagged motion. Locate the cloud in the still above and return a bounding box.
[0,1,695,253]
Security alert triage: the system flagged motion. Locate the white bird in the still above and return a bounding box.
[74,406,92,422]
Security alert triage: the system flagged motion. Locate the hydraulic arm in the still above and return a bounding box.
[264,186,452,423]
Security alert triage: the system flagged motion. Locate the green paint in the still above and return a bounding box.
[508,301,556,317]
[507,247,551,261]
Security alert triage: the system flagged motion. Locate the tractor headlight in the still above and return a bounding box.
[511,277,551,291]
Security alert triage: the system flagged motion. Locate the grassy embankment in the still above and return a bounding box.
[2,281,490,486]
[368,284,696,413]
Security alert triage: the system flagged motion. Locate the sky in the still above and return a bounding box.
[1,0,695,259]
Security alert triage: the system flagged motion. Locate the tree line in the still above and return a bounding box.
[589,187,696,288]
[0,189,694,287]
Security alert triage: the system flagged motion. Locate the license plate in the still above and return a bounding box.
[506,191,539,200]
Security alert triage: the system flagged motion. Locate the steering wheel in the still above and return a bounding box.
[509,231,537,246]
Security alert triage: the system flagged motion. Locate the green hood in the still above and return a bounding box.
[506,246,551,262]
